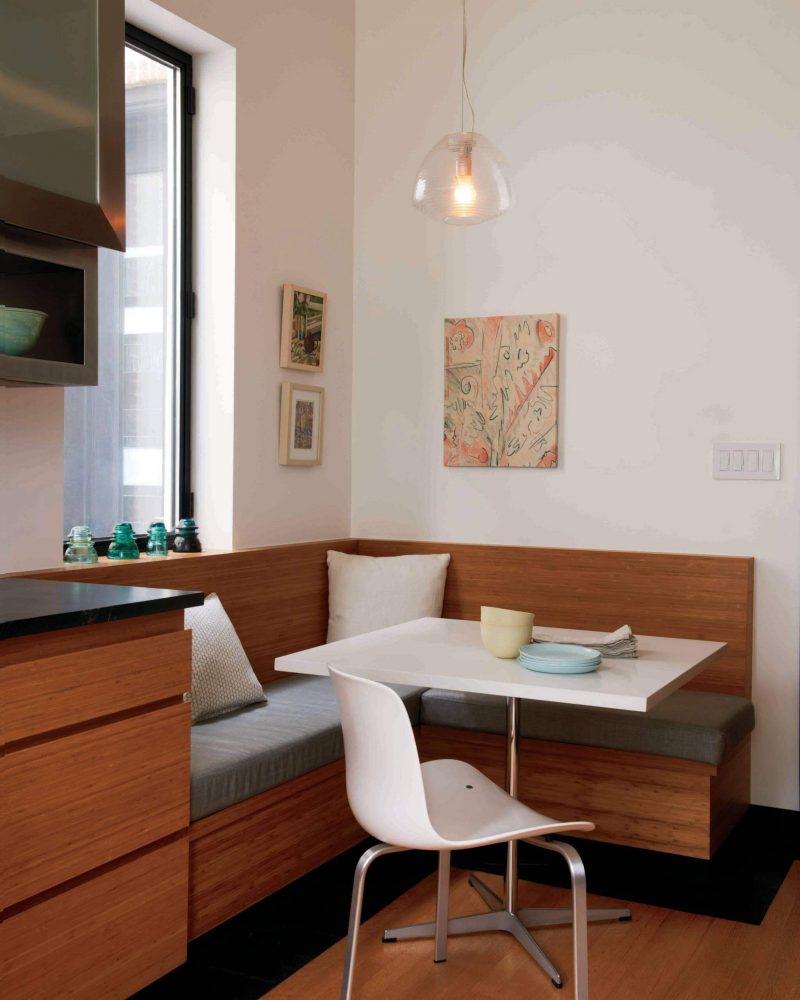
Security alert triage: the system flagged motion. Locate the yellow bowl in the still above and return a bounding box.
[480,606,534,628]
[480,621,533,659]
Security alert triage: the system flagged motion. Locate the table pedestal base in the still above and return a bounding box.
[383,874,631,990]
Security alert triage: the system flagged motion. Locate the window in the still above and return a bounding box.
[64,26,193,541]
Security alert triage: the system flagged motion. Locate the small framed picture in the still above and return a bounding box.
[279,383,324,466]
[280,284,327,372]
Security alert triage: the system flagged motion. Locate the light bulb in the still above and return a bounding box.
[453,176,477,208]
[452,147,477,214]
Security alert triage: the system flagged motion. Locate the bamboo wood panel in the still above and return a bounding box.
[0,609,185,670]
[1,703,190,908]
[419,726,719,858]
[709,736,752,854]
[358,539,754,697]
[25,539,358,683]
[1,629,191,744]
[0,837,189,1000]
[188,759,364,939]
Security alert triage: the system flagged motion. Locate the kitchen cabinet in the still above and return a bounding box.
[0,578,202,998]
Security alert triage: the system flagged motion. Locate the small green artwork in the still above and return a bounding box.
[280,284,327,372]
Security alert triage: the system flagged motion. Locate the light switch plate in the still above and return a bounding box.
[713,442,781,480]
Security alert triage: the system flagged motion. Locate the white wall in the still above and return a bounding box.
[0,389,64,572]
[352,0,800,809]
[154,0,355,549]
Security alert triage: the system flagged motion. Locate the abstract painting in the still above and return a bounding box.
[280,284,327,372]
[444,313,559,468]
[279,383,324,466]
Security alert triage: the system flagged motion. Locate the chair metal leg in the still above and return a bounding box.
[434,850,451,962]
[532,838,589,1000]
[468,873,504,912]
[517,906,631,928]
[341,843,406,1000]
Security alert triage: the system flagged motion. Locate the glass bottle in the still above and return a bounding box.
[107,521,140,560]
[173,517,202,553]
[146,519,169,558]
[64,525,99,564]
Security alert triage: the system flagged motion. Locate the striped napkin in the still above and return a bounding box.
[533,624,638,658]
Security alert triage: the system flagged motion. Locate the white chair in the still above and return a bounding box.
[330,667,597,1000]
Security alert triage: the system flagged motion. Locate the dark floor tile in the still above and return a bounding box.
[132,964,268,1000]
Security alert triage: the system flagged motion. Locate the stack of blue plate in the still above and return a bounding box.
[517,642,602,675]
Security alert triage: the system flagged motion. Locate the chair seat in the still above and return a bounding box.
[190,675,426,821]
[420,688,754,766]
[421,758,594,848]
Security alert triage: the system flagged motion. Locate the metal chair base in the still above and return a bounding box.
[468,873,632,927]
[382,839,630,1000]
[384,906,564,986]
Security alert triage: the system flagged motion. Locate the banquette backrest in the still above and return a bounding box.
[359,540,754,698]
[24,538,753,696]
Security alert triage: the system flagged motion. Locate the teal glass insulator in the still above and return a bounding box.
[146,519,169,558]
[173,517,202,553]
[64,525,99,564]
[107,521,140,560]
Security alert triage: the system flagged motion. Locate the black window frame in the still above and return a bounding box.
[64,24,194,556]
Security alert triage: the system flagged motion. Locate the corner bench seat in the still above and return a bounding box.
[419,688,755,767]
[191,675,754,824]
[190,675,426,821]
[24,539,755,933]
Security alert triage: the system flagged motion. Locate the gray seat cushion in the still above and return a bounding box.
[191,675,425,821]
[419,688,754,766]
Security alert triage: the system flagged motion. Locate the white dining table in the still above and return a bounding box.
[275,617,727,987]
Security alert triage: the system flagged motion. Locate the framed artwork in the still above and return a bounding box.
[280,284,327,372]
[279,382,324,466]
[444,313,559,468]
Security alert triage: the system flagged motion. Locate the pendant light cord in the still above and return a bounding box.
[461,0,476,134]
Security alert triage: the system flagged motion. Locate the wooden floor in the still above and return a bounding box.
[266,864,800,1000]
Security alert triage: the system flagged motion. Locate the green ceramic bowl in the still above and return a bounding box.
[0,305,48,356]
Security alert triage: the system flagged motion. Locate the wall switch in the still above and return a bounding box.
[713,442,781,480]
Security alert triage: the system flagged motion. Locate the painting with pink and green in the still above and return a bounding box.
[444,313,559,467]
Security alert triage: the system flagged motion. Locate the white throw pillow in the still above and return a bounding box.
[185,593,267,723]
[327,550,451,642]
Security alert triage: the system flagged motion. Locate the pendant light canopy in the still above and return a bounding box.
[412,1,513,226]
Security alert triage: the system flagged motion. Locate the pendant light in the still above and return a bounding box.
[412,0,514,226]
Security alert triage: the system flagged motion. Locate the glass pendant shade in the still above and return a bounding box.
[412,131,513,226]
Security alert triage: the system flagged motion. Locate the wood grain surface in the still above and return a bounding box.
[1,629,191,744]
[0,609,185,669]
[0,837,189,1000]
[188,759,364,939]
[418,725,749,859]
[25,540,357,683]
[358,539,754,697]
[266,863,800,1000]
[1,702,190,908]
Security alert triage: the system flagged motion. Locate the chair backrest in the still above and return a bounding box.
[329,667,444,849]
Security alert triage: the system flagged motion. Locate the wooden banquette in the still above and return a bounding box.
[23,537,753,940]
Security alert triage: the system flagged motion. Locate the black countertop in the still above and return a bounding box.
[0,577,204,641]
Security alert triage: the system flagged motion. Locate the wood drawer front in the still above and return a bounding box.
[0,837,189,1000]
[1,629,191,744]
[0,702,190,908]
